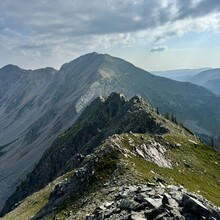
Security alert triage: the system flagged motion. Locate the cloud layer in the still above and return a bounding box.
[0,0,220,68]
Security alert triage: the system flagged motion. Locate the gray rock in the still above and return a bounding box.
[147,182,156,187]
[167,185,179,192]
[145,189,156,197]
[131,211,146,220]
[134,194,146,204]
[169,191,183,204]
[156,186,165,194]
[139,186,152,193]
[144,197,162,209]
[118,198,139,211]
[170,209,185,219]
[86,184,220,220]
[162,193,179,208]
[104,209,115,218]
[162,193,171,205]
[154,212,169,219]
[127,186,138,192]
[182,194,210,217]
[156,177,166,184]
[173,216,185,220]
[104,201,114,208]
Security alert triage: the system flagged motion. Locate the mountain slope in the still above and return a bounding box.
[1,93,219,220]
[0,53,106,210]
[188,68,220,95]
[0,65,58,210]
[0,52,220,211]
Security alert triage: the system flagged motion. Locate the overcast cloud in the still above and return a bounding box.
[0,0,220,69]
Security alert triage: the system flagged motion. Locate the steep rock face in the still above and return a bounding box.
[0,52,220,211]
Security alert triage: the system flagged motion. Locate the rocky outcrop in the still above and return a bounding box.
[86,183,220,220]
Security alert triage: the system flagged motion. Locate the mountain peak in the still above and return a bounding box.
[129,94,149,106]
[105,92,127,103]
[90,51,99,55]
[0,64,23,72]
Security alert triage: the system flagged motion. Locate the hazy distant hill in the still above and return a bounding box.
[188,68,220,95]
[0,52,220,211]
[152,68,211,81]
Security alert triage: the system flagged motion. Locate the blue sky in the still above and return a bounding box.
[0,0,220,71]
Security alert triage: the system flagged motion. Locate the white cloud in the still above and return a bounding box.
[0,0,220,68]
[153,11,220,43]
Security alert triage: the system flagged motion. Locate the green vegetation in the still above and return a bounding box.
[1,132,220,220]
[1,92,220,219]
[163,111,178,124]
[47,146,124,220]
[122,133,220,206]
[1,170,75,220]
[93,149,122,182]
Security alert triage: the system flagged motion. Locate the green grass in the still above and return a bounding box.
[2,132,220,220]
[50,145,125,220]
[123,133,220,206]
[0,170,76,220]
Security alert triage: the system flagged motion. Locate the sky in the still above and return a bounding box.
[0,0,220,71]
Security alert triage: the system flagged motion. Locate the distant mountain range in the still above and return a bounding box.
[187,68,220,95]
[152,68,220,95]
[152,68,211,82]
[0,52,220,212]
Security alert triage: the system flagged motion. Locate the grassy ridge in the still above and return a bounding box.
[123,133,220,206]
[1,133,219,220]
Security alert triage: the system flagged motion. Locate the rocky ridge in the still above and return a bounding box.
[2,131,220,220]
[1,93,220,220]
[87,182,220,220]
[1,92,178,216]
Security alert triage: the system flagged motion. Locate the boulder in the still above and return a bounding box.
[131,211,146,220]
[86,183,220,220]
[118,198,139,211]
[144,197,162,209]
[182,194,210,217]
